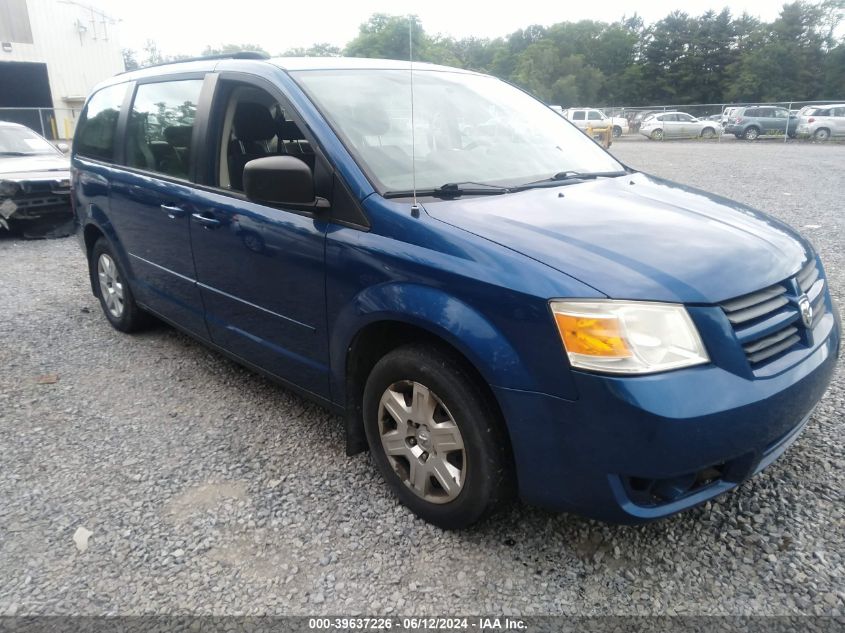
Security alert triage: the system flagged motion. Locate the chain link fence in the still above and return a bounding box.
[0,107,80,141]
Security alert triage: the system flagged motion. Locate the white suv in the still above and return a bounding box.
[560,108,628,137]
[796,104,845,140]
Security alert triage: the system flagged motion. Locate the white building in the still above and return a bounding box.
[0,0,124,138]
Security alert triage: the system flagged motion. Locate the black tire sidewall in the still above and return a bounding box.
[362,345,508,529]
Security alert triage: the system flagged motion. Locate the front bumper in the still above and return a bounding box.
[495,307,840,523]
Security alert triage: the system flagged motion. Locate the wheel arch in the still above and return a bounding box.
[80,212,133,297]
[334,284,528,456]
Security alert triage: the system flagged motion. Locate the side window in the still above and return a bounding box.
[677,113,693,122]
[662,114,678,122]
[833,107,845,117]
[773,109,788,119]
[75,83,127,161]
[587,110,603,121]
[215,83,315,192]
[125,79,203,179]
[572,111,585,121]
[743,108,757,117]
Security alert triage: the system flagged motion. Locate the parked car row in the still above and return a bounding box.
[630,103,845,141]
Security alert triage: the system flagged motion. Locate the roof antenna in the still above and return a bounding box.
[409,16,419,217]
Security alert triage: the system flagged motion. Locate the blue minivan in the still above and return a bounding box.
[71,54,840,529]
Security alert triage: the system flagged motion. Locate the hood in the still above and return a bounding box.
[423,172,810,304]
[1,154,70,181]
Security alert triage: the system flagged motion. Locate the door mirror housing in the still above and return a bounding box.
[243,156,328,211]
[56,142,69,153]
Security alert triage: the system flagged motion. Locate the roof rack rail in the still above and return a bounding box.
[121,51,269,74]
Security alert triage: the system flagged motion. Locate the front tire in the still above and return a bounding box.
[90,238,152,332]
[362,344,512,529]
[701,127,716,139]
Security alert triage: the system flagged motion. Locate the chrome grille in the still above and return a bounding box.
[720,259,826,367]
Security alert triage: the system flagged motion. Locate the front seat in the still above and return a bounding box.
[228,102,277,191]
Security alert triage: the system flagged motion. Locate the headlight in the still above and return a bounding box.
[0,180,19,197]
[550,300,709,374]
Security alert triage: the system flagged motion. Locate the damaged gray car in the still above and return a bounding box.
[0,121,73,238]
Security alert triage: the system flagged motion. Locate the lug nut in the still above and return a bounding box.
[408,438,416,446]
[420,452,428,462]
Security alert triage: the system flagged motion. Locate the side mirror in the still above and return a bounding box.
[243,156,328,210]
[56,142,69,153]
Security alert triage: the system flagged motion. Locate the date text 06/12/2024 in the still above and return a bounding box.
[307,617,528,630]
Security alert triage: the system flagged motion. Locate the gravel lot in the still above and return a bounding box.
[0,139,842,617]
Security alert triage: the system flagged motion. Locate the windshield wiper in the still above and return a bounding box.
[513,170,629,191]
[383,181,511,199]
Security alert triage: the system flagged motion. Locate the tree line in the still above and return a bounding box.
[123,1,845,107]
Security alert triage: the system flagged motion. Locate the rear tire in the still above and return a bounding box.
[362,344,513,529]
[814,128,831,141]
[650,129,664,141]
[743,127,760,140]
[612,125,622,138]
[90,238,152,333]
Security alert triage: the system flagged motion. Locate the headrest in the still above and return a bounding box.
[353,102,391,136]
[233,102,277,142]
[278,119,304,140]
[164,125,192,147]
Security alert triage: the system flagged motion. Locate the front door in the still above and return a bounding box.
[189,80,331,397]
[108,77,208,337]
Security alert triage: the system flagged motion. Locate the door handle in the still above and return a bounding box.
[191,212,222,229]
[160,204,187,219]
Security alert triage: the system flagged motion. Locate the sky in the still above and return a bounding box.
[105,0,793,57]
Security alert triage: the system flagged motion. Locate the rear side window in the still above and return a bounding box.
[743,108,757,117]
[75,83,127,162]
[125,79,204,179]
[587,110,603,120]
[572,111,585,120]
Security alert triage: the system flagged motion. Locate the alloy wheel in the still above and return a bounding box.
[377,380,466,504]
[97,253,125,318]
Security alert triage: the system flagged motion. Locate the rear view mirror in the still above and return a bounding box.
[243,156,328,210]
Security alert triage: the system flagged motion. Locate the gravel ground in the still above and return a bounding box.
[0,140,842,618]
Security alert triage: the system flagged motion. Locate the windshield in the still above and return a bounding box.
[0,126,58,156]
[292,69,624,193]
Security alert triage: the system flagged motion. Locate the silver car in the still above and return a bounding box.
[796,104,845,140]
[639,111,720,140]
[0,121,71,236]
